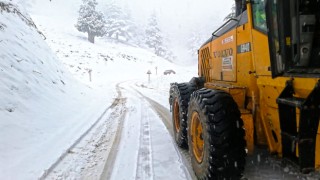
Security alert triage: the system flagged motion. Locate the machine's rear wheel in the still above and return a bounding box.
[169,83,196,148]
[187,88,246,179]
[190,111,204,163]
[173,98,182,133]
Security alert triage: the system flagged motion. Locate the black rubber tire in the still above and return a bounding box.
[189,77,205,89]
[187,88,246,179]
[169,82,196,148]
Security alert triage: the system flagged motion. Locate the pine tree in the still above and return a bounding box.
[75,0,106,43]
[224,3,236,21]
[187,27,209,59]
[145,13,175,60]
[145,13,164,56]
[122,6,142,45]
[187,31,203,58]
[104,3,137,43]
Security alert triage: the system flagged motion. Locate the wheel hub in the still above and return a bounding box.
[173,98,180,133]
[191,111,204,163]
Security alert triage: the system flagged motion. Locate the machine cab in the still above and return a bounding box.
[266,0,320,78]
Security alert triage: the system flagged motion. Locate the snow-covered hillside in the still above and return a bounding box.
[0,2,117,179]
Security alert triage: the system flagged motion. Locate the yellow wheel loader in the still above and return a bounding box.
[169,0,320,179]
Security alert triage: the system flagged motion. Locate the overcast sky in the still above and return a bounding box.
[118,0,234,34]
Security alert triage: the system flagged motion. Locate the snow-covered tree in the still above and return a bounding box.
[145,13,174,60]
[122,6,143,45]
[75,0,106,43]
[187,31,203,59]
[187,21,219,62]
[187,29,209,62]
[145,13,162,55]
[224,3,236,21]
[104,3,137,43]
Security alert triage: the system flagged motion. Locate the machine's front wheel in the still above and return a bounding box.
[187,89,246,179]
[169,83,196,148]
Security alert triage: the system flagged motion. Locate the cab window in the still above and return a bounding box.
[252,0,267,33]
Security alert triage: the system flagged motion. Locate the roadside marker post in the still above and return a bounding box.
[147,70,151,83]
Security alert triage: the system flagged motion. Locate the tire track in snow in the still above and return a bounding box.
[107,82,193,179]
[39,83,124,180]
[132,88,196,180]
[135,99,154,180]
[99,83,130,180]
[102,83,156,180]
[99,102,127,180]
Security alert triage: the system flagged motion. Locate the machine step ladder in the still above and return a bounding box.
[276,79,320,173]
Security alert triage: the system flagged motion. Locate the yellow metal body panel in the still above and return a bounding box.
[198,2,320,169]
[251,29,271,76]
[256,77,320,154]
[211,30,237,81]
[241,111,254,155]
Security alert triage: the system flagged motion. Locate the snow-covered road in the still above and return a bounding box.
[43,81,193,180]
[107,82,191,180]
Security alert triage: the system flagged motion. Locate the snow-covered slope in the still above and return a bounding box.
[27,0,196,86]
[0,2,72,116]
